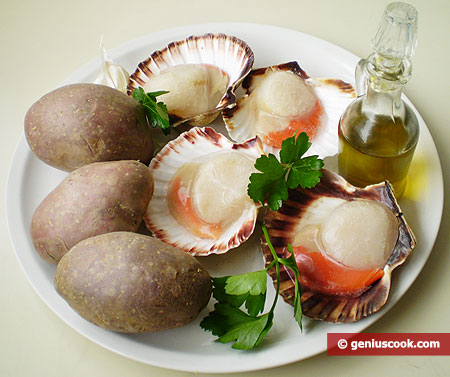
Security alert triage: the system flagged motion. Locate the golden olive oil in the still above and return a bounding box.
[338,99,419,197]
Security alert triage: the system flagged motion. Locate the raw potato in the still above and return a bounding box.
[24,83,153,171]
[54,232,212,333]
[31,160,153,264]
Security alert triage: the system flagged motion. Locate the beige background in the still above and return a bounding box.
[1,0,449,376]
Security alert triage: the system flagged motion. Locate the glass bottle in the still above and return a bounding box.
[338,2,419,198]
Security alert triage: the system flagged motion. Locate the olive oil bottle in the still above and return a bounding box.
[338,2,419,198]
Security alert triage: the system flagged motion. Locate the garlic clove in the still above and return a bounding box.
[93,37,129,92]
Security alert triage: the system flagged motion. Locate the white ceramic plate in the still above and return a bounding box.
[6,23,444,373]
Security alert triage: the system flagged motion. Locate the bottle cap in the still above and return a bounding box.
[371,2,418,60]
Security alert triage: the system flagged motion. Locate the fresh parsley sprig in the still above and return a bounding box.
[132,87,171,135]
[200,224,302,350]
[248,132,324,211]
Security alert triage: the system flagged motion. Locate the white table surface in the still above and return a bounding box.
[1,0,449,376]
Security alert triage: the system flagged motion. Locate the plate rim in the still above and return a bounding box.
[6,22,444,373]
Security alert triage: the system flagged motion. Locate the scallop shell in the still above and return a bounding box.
[223,61,356,158]
[145,127,262,256]
[261,169,416,323]
[127,33,254,127]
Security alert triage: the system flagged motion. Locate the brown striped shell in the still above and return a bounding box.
[127,33,254,127]
[261,169,416,323]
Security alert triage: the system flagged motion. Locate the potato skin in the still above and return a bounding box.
[24,83,153,171]
[54,232,212,333]
[31,160,153,264]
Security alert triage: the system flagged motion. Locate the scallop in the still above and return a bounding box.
[144,127,263,255]
[127,33,254,127]
[261,169,416,323]
[223,62,356,158]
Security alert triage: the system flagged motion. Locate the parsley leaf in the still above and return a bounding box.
[247,132,324,211]
[225,270,267,296]
[132,87,171,135]
[217,313,273,350]
[225,270,267,316]
[279,131,311,164]
[288,156,324,189]
[244,292,267,317]
[200,303,255,337]
[247,154,288,211]
[211,276,248,308]
[200,225,303,350]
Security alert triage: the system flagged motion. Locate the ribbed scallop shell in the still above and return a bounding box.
[127,33,254,127]
[223,61,356,158]
[261,169,416,323]
[145,127,262,256]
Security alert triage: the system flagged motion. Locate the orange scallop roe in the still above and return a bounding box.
[292,246,384,296]
[167,175,222,240]
[264,99,323,148]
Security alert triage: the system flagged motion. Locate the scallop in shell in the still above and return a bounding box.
[127,33,254,127]
[145,127,263,256]
[261,169,416,323]
[223,62,356,158]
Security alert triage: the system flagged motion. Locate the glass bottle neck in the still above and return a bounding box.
[357,53,408,120]
[363,80,404,120]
